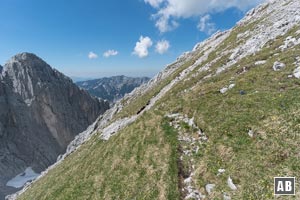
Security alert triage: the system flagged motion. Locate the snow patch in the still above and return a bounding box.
[6,167,39,188]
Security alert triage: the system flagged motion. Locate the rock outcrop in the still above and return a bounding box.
[0,53,109,199]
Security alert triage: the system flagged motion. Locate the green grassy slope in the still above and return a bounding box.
[156,27,300,199]
[18,13,300,200]
[20,111,179,200]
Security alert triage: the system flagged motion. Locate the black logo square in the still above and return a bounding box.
[274,177,295,195]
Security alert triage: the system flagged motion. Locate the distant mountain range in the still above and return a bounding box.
[76,76,150,103]
[70,77,93,82]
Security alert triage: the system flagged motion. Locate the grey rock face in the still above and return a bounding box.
[76,76,150,104]
[0,53,109,198]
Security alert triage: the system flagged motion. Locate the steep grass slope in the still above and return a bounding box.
[15,0,300,199]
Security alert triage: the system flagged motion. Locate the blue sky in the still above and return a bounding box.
[0,0,264,79]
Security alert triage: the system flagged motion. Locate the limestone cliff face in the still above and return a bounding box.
[0,53,109,198]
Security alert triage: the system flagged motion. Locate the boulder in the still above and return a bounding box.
[273,61,286,71]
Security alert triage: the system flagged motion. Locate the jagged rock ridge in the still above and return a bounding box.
[76,76,150,104]
[0,53,109,199]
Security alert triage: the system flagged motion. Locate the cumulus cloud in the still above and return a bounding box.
[155,40,170,54]
[88,51,98,59]
[133,36,153,58]
[145,0,265,32]
[103,50,118,58]
[197,14,216,35]
[144,0,164,8]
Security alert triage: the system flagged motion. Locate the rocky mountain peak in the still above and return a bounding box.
[9,52,41,61]
[4,53,51,75]
[2,53,74,106]
[0,53,109,199]
[4,52,71,81]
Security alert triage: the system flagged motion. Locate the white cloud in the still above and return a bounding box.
[103,50,118,58]
[144,0,164,8]
[145,0,265,32]
[155,16,179,33]
[88,51,98,59]
[155,40,170,54]
[197,14,216,35]
[133,36,153,58]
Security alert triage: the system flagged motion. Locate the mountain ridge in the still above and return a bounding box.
[76,75,150,104]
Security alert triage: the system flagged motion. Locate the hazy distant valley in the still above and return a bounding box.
[76,76,150,104]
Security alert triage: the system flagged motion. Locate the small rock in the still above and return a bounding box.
[166,113,180,118]
[220,83,235,94]
[184,177,192,184]
[217,168,226,176]
[255,60,266,65]
[248,130,254,138]
[220,87,228,94]
[185,191,205,199]
[228,84,235,89]
[273,61,286,71]
[239,90,246,95]
[223,193,231,200]
[188,117,195,127]
[293,67,300,78]
[205,184,216,195]
[194,146,199,154]
[279,36,300,50]
[227,176,237,190]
